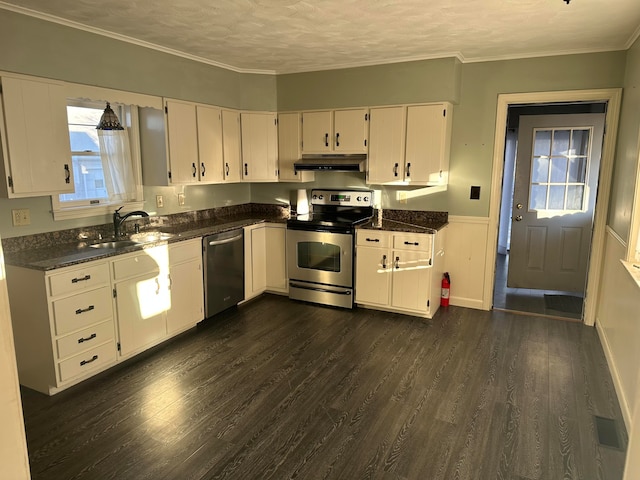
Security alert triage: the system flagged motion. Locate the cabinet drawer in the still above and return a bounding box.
[58,341,116,383]
[393,233,433,252]
[52,286,112,336]
[112,249,164,280]
[169,239,201,264]
[48,262,109,297]
[55,320,115,360]
[357,230,390,248]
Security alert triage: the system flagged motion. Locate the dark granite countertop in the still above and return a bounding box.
[5,215,285,272]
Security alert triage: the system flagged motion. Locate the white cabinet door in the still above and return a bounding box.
[0,76,73,197]
[196,105,224,183]
[165,99,199,184]
[167,239,204,334]
[355,246,391,306]
[405,103,452,185]
[222,109,242,182]
[302,111,332,153]
[367,106,406,184]
[265,224,287,293]
[167,257,203,334]
[244,224,267,300]
[278,112,313,183]
[302,109,369,154]
[115,274,168,357]
[390,249,432,313]
[241,112,278,182]
[333,108,368,153]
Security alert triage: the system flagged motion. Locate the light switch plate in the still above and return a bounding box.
[156,195,164,208]
[178,193,185,206]
[12,208,30,226]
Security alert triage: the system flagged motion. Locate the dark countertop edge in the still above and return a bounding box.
[5,217,284,272]
[358,218,448,233]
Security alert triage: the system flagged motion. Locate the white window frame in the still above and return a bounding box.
[51,100,144,220]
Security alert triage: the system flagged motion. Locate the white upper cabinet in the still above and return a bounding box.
[302,108,368,154]
[196,105,224,183]
[165,99,200,184]
[277,112,314,183]
[241,112,278,182]
[0,76,74,197]
[404,103,452,185]
[367,106,406,184]
[221,109,242,183]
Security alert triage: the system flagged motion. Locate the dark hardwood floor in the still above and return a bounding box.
[21,294,627,479]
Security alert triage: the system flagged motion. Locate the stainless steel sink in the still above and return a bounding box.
[129,231,174,243]
[89,240,140,249]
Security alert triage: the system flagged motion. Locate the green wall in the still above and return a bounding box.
[0,8,632,238]
[609,37,640,241]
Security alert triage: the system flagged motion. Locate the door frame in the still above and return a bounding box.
[484,89,623,326]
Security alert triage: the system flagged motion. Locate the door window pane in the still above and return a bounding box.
[530,185,548,210]
[571,129,590,156]
[568,157,586,183]
[552,130,570,155]
[550,157,568,183]
[533,130,552,156]
[548,186,566,209]
[566,185,585,210]
[532,157,549,182]
[297,242,341,272]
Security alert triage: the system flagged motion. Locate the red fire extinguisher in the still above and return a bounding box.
[441,272,451,307]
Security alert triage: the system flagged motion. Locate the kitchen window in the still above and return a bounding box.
[51,99,143,220]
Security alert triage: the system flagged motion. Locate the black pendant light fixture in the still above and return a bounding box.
[96,102,124,130]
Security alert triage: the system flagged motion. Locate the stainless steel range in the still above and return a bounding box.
[286,189,374,308]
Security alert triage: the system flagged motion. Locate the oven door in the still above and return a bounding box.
[286,229,353,288]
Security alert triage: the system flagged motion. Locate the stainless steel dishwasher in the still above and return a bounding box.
[203,229,244,318]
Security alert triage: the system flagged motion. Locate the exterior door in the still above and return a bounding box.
[508,113,604,292]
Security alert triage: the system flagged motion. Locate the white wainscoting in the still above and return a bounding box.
[595,227,640,430]
[444,216,489,311]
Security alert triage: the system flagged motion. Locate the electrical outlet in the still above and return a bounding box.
[12,208,31,226]
[178,193,185,206]
[398,191,408,204]
[156,195,164,208]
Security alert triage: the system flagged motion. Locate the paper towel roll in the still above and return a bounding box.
[296,189,309,215]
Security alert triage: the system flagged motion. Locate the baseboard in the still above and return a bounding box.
[596,320,632,431]
[450,296,485,310]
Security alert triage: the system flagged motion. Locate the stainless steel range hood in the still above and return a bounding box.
[294,154,367,172]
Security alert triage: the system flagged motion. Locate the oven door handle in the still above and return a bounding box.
[289,282,352,295]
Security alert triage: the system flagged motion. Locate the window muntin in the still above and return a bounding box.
[528,127,592,212]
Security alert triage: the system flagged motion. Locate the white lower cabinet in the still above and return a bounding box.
[6,260,117,395]
[244,223,288,301]
[167,239,204,334]
[7,238,205,395]
[355,227,447,318]
[112,246,170,357]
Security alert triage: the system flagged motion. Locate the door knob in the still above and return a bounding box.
[516,203,523,209]
[514,215,523,221]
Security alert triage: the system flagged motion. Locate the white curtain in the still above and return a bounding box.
[98,129,136,203]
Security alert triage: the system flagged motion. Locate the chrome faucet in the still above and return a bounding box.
[113,207,149,238]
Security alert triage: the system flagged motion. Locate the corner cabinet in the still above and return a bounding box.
[0,75,74,197]
[277,112,314,182]
[367,102,452,186]
[355,227,447,318]
[241,112,279,182]
[6,260,117,395]
[302,108,369,154]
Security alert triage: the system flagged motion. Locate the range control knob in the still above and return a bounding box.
[318,195,324,200]
[312,194,317,200]
[364,196,369,202]
[357,196,362,202]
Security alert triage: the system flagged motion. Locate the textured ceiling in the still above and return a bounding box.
[2,0,640,74]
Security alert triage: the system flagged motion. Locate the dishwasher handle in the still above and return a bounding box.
[207,233,243,246]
